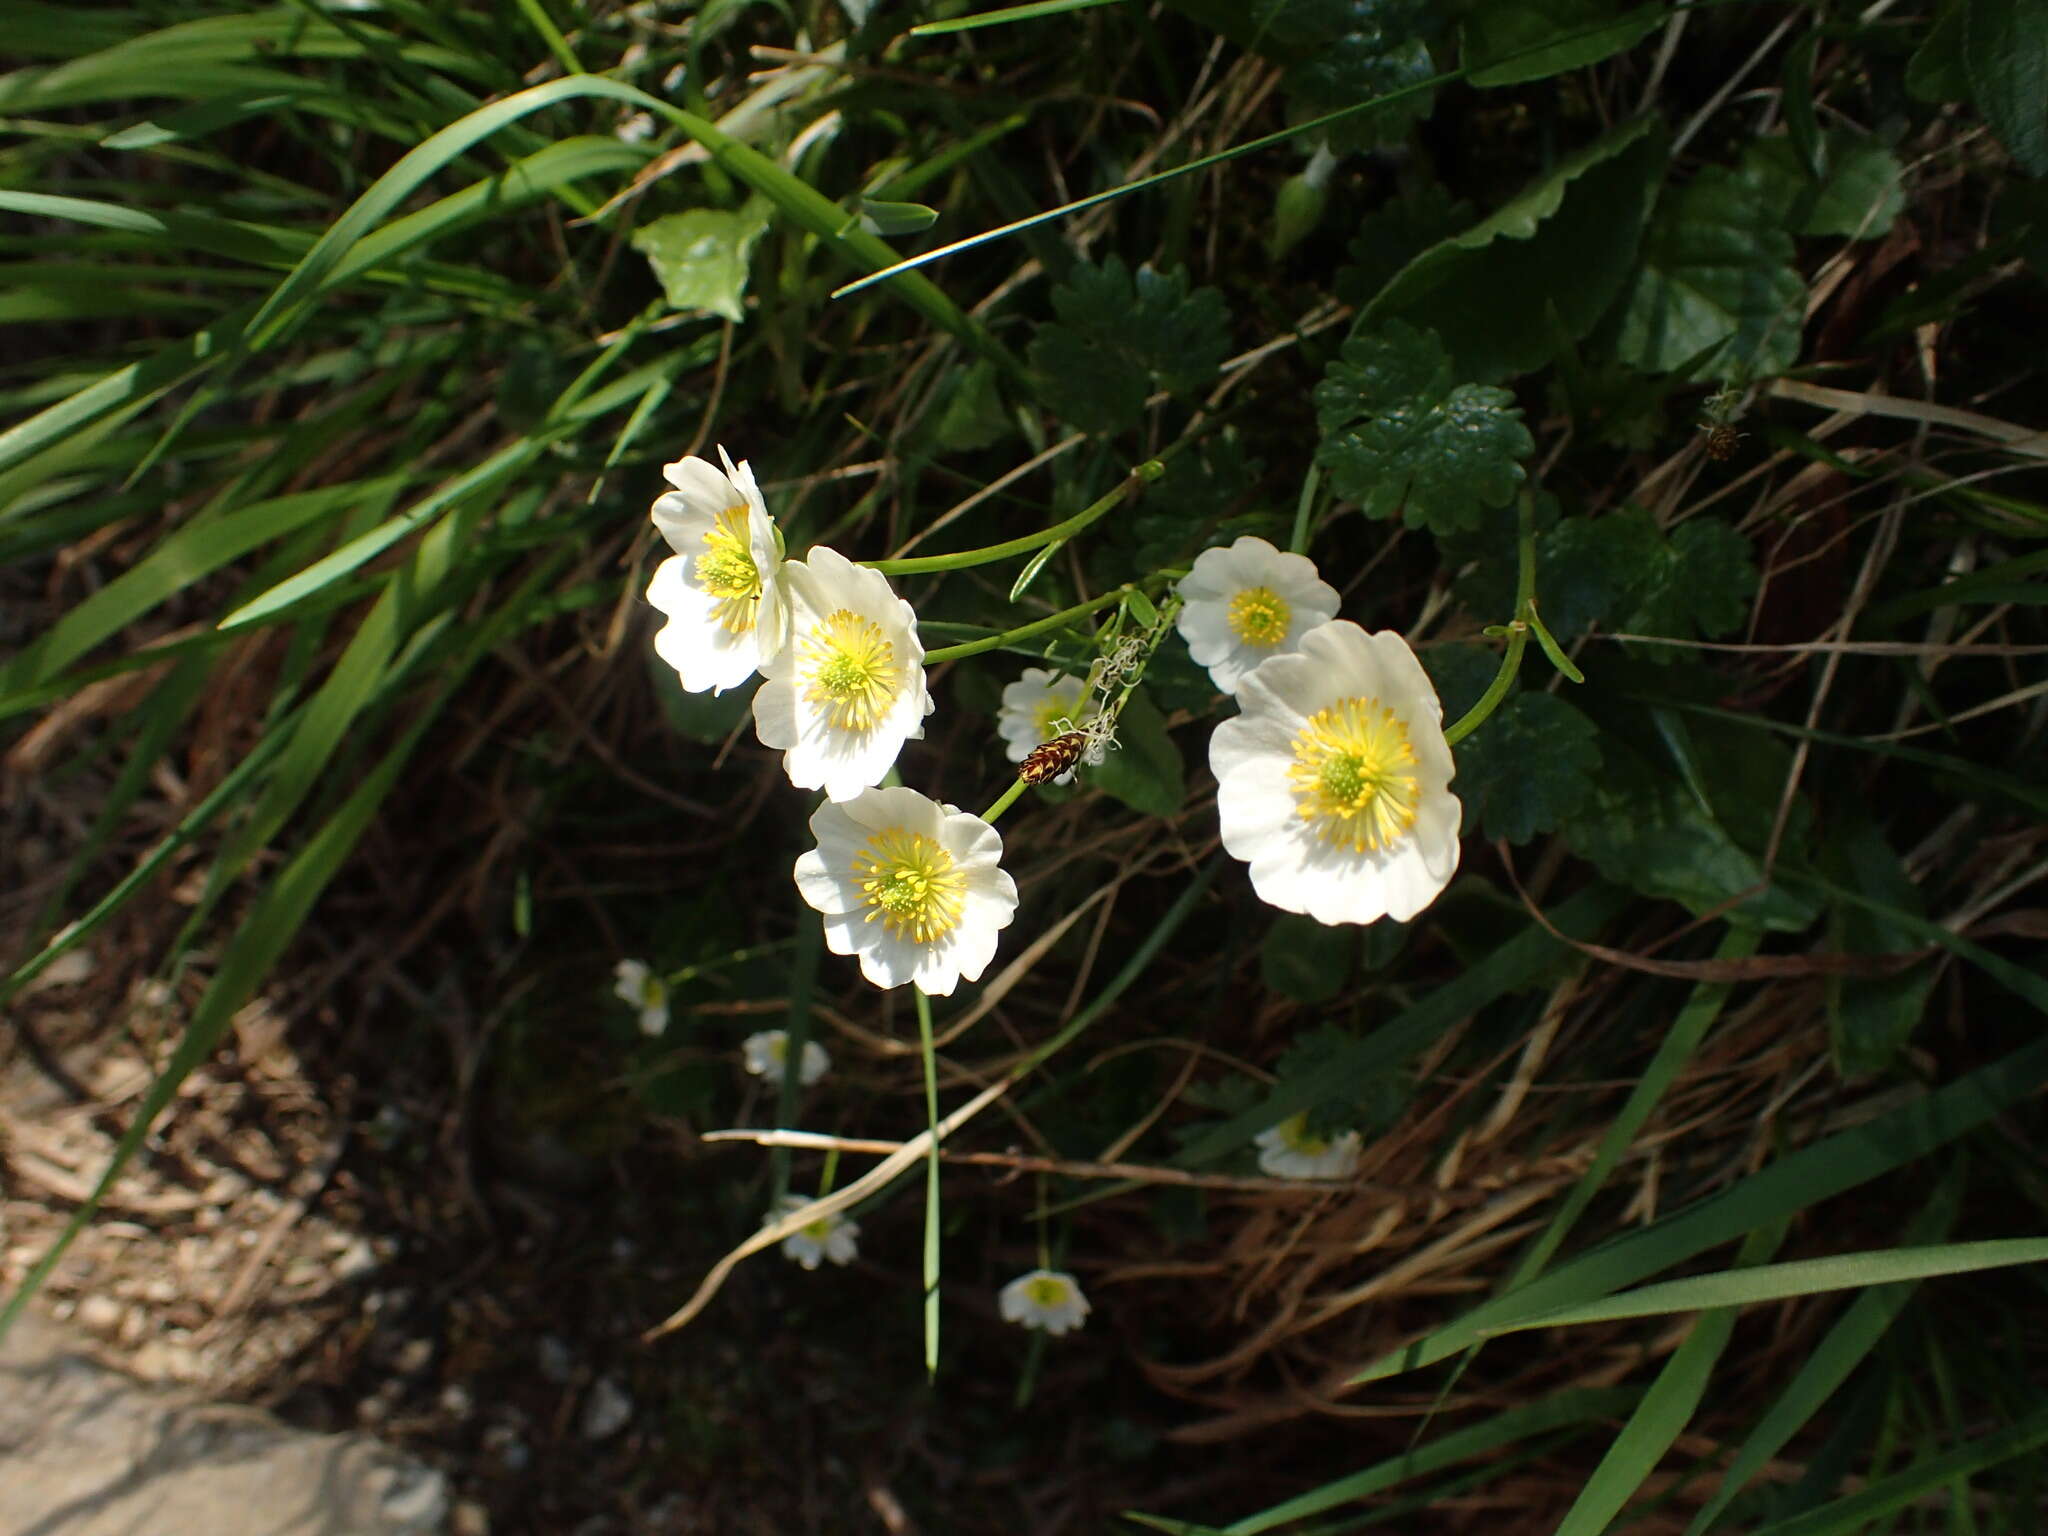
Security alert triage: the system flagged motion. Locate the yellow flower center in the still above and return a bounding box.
[801,1216,835,1242]
[1032,689,1088,738]
[638,975,666,1009]
[1287,696,1420,854]
[853,828,965,946]
[1227,585,1292,647]
[803,609,900,732]
[1025,1275,1070,1308]
[1273,1112,1328,1155]
[696,503,763,634]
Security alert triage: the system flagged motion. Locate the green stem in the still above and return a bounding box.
[1289,463,1321,555]
[980,777,1029,824]
[513,0,582,75]
[914,988,942,1378]
[867,461,1163,576]
[1443,491,1537,748]
[922,586,1129,665]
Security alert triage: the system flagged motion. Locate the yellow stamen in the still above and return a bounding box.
[853,827,965,946]
[1287,696,1420,853]
[696,503,763,634]
[803,609,899,732]
[1227,585,1291,647]
[1025,1276,1069,1307]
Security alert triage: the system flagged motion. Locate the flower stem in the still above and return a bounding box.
[914,988,942,1379]
[922,586,1130,665]
[866,460,1164,576]
[1288,463,1321,555]
[1443,491,1537,748]
[980,776,1030,824]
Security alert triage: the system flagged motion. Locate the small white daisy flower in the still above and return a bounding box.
[793,787,1019,997]
[998,1269,1091,1336]
[767,1194,860,1270]
[611,959,670,1038]
[996,668,1097,783]
[646,446,789,695]
[752,547,933,801]
[740,1028,831,1088]
[1175,535,1341,694]
[1211,620,1460,926]
[1254,1112,1363,1179]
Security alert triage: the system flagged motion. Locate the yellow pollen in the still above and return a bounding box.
[1275,1112,1327,1155]
[853,828,966,946]
[1025,1276,1069,1307]
[1287,696,1421,854]
[1033,690,1087,738]
[1227,585,1292,647]
[803,609,899,732]
[801,1216,834,1241]
[696,503,763,634]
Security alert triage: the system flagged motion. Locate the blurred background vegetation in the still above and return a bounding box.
[3,0,2048,1531]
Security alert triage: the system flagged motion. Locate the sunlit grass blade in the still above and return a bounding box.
[1682,1165,1964,1535]
[1552,1224,1785,1536]
[911,0,1125,34]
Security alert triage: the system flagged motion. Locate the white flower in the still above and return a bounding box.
[996,667,1097,783]
[1211,620,1460,926]
[766,1194,859,1270]
[646,446,789,695]
[1254,1112,1363,1179]
[740,1029,831,1088]
[793,787,1018,997]
[998,1269,1091,1336]
[611,959,670,1037]
[1175,535,1341,694]
[752,547,932,801]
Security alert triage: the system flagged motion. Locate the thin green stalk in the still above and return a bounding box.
[1443,491,1536,747]
[981,777,1030,824]
[513,0,581,75]
[1289,463,1321,555]
[868,461,1163,576]
[914,987,942,1378]
[922,586,1129,665]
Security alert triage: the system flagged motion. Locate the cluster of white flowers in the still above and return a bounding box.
[642,449,1020,1002]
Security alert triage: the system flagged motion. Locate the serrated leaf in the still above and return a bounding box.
[1622,516,1757,646]
[1462,0,1662,87]
[631,207,765,323]
[1738,132,1906,240]
[1261,914,1354,1001]
[1335,179,1475,306]
[1963,0,2048,176]
[1453,690,1602,844]
[1088,686,1185,815]
[1027,257,1231,434]
[1612,168,1806,380]
[1565,743,1814,930]
[1314,320,1532,534]
[1364,118,1664,379]
[1285,9,1439,153]
[933,359,1011,451]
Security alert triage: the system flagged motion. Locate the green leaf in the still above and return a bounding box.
[1363,117,1664,380]
[631,207,766,322]
[1490,1239,2048,1333]
[1963,0,2048,176]
[859,197,939,236]
[1907,0,1971,102]
[1314,319,1532,534]
[1453,689,1602,843]
[1621,515,1758,646]
[1738,131,1907,240]
[1462,0,1662,87]
[1334,178,1474,306]
[1260,914,1354,1001]
[1089,687,1185,815]
[1564,741,1814,930]
[1824,815,1939,1077]
[1282,0,1440,152]
[1027,257,1231,434]
[1612,167,1806,380]
[931,359,1012,452]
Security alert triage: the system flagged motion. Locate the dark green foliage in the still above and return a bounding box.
[1739,131,1907,240]
[1334,179,1474,307]
[1281,0,1440,152]
[1453,690,1603,844]
[1261,912,1355,1000]
[1314,320,1533,533]
[1461,0,1662,85]
[1612,168,1807,380]
[1088,687,1185,816]
[1027,257,1231,435]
